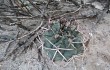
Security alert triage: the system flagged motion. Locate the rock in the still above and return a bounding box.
[92,1,104,10]
[83,0,93,4]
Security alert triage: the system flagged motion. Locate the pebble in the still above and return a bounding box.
[92,1,104,10]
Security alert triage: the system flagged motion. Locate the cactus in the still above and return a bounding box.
[43,22,84,61]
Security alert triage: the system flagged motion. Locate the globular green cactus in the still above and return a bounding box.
[43,22,84,61]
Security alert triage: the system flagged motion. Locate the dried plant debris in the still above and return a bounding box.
[2,21,45,60]
[0,0,108,64]
[43,22,84,61]
[4,33,38,60]
[13,0,42,16]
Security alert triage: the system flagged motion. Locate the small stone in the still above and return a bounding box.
[83,0,93,4]
[55,0,60,1]
[92,1,104,10]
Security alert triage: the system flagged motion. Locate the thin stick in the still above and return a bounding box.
[52,5,82,19]
[60,5,82,17]
[17,21,43,40]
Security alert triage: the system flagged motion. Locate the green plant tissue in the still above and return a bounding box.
[43,22,84,61]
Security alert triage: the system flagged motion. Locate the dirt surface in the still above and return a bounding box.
[0,0,110,70]
[0,15,110,70]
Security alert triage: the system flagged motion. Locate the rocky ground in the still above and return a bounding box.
[0,0,110,70]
